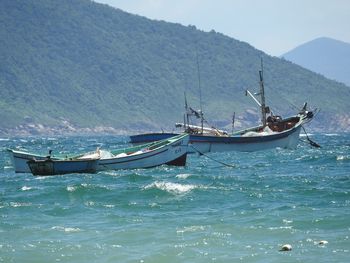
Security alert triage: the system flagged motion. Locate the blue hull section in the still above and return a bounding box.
[28,159,98,176]
[129,133,178,144]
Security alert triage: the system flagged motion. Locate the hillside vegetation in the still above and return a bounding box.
[1,0,350,134]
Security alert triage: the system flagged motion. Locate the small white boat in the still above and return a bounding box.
[8,134,189,173]
[95,133,189,170]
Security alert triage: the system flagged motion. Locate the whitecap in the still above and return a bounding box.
[103,171,121,177]
[176,225,206,234]
[103,204,115,208]
[337,155,349,161]
[85,201,95,206]
[10,202,32,207]
[268,226,293,230]
[0,138,9,141]
[144,181,196,194]
[51,226,81,232]
[111,244,122,248]
[325,133,339,136]
[67,186,76,192]
[21,186,32,191]
[176,173,191,179]
[283,219,293,224]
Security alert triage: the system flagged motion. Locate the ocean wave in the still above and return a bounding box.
[268,226,293,230]
[51,226,81,232]
[144,181,197,194]
[176,173,191,179]
[176,225,206,234]
[66,183,111,193]
[21,186,32,191]
[336,155,350,161]
[324,133,339,136]
[9,202,32,207]
[67,185,77,192]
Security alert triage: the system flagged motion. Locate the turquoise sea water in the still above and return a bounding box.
[0,134,349,262]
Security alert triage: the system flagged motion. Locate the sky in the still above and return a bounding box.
[94,0,350,56]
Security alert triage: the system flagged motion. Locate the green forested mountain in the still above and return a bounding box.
[1,0,349,134]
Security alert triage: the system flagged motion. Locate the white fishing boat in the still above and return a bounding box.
[130,62,317,153]
[96,133,188,170]
[8,134,189,173]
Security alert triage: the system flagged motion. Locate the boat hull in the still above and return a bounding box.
[28,158,98,176]
[129,124,302,153]
[7,149,62,173]
[189,125,302,153]
[97,134,189,170]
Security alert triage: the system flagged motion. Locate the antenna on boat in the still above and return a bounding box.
[195,45,204,134]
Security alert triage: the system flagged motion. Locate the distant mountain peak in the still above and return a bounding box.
[282,37,350,86]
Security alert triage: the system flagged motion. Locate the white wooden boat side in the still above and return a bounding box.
[97,134,189,170]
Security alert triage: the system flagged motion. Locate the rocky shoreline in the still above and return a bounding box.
[0,123,129,137]
[1,111,349,136]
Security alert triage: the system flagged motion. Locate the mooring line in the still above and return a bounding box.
[301,126,321,148]
[189,145,236,168]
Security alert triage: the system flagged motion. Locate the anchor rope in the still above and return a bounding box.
[189,145,236,168]
[301,125,321,148]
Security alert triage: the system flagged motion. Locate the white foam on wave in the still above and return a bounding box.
[51,226,81,232]
[337,155,349,161]
[176,225,206,234]
[103,204,115,208]
[21,186,32,191]
[10,202,32,207]
[325,133,339,136]
[67,186,77,192]
[268,226,293,230]
[144,181,197,194]
[0,138,9,141]
[176,173,191,179]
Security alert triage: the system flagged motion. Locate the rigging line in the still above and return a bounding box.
[301,125,321,148]
[190,145,236,168]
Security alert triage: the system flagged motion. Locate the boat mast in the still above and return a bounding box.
[184,92,190,130]
[259,59,267,127]
[195,46,204,134]
[245,58,269,127]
